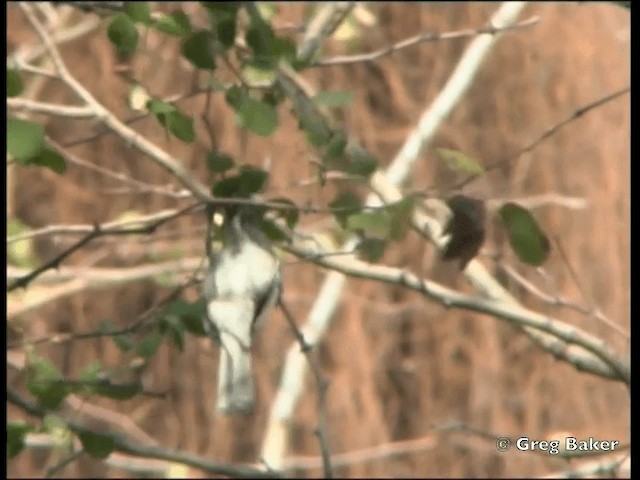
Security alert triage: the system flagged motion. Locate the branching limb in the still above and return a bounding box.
[314,16,539,67]
[7,387,279,479]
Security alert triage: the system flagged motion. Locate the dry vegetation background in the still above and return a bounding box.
[7,2,630,478]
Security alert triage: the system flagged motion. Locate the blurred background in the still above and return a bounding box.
[7,2,629,478]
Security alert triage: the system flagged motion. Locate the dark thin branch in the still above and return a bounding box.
[278,298,333,479]
[8,203,201,291]
[314,16,539,67]
[7,387,278,479]
[8,275,197,349]
[450,86,630,191]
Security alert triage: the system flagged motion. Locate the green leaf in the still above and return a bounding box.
[93,380,142,400]
[25,354,68,409]
[238,166,268,194]
[7,69,23,97]
[78,431,116,459]
[153,11,192,37]
[136,329,165,359]
[385,197,415,241]
[329,191,362,227]
[7,422,35,458]
[436,148,485,175]
[182,30,216,70]
[7,117,45,160]
[22,146,67,174]
[269,197,299,229]
[499,202,551,266]
[356,237,387,263]
[160,313,185,351]
[312,90,355,108]
[241,64,277,86]
[107,13,139,54]
[324,131,348,163]
[224,84,246,109]
[245,19,275,59]
[174,298,207,336]
[124,2,151,25]
[346,211,391,238]
[79,361,102,382]
[213,176,242,198]
[7,218,38,268]
[204,3,239,49]
[206,151,235,173]
[260,217,288,242]
[236,98,278,136]
[147,100,195,142]
[345,147,378,178]
[344,157,378,178]
[98,320,135,352]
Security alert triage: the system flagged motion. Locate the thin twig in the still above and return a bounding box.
[7,387,278,479]
[314,16,539,67]
[8,202,201,291]
[278,298,333,479]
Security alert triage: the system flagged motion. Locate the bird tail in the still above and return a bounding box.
[217,331,255,414]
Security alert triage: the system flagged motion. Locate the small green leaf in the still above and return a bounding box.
[147,100,194,142]
[385,197,415,241]
[7,422,35,458]
[237,98,278,136]
[356,237,387,263]
[136,330,165,359]
[182,30,216,70]
[124,2,151,25]
[269,197,299,229]
[93,380,142,400]
[213,176,242,198]
[346,211,391,238]
[324,131,348,163]
[238,166,268,194]
[79,361,102,382]
[245,19,275,58]
[260,217,288,242]
[78,431,116,459]
[344,157,378,178]
[23,146,67,174]
[26,354,68,409]
[499,202,551,266]
[7,117,45,160]
[436,148,485,175]
[345,147,378,178]
[329,191,362,227]
[153,11,192,37]
[241,64,277,86]
[206,152,235,173]
[7,218,38,268]
[224,84,246,109]
[204,3,239,49]
[312,90,355,108]
[7,69,23,97]
[173,298,207,336]
[107,13,139,54]
[160,313,185,351]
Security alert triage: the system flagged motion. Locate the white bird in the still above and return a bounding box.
[202,205,281,414]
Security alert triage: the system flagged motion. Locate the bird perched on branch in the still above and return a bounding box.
[441,195,486,270]
[202,204,281,414]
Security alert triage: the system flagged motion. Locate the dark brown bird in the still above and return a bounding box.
[441,195,486,270]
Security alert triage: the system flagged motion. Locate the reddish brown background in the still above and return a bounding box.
[7,2,630,478]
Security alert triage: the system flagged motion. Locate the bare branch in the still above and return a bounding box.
[7,387,278,479]
[7,202,201,291]
[314,16,539,67]
[8,97,94,118]
[19,2,212,201]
